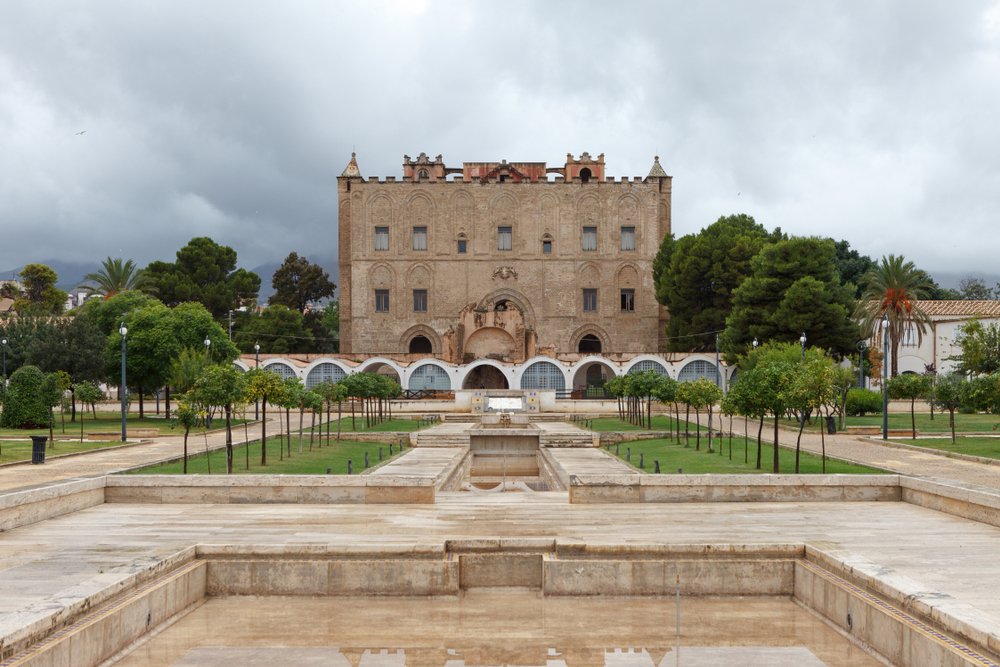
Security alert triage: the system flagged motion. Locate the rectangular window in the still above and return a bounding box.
[583,288,597,312]
[582,226,597,251]
[620,288,635,312]
[413,289,427,313]
[375,289,389,313]
[542,239,552,254]
[412,226,427,251]
[620,226,636,251]
[457,239,467,254]
[374,226,389,251]
[498,226,512,251]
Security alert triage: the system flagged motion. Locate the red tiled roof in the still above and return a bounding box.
[916,300,1000,317]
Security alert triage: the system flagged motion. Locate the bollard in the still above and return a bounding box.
[654,460,660,474]
[615,443,620,455]
[347,460,353,475]
[379,447,383,462]
[326,467,332,475]
[626,447,631,461]
[389,443,394,455]
[677,468,683,474]
[639,452,644,469]
[364,452,369,468]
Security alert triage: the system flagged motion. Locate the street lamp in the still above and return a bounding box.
[882,315,890,441]
[857,340,867,389]
[1,337,7,380]
[204,336,211,353]
[752,337,759,350]
[800,332,807,361]
[119,323,128,442]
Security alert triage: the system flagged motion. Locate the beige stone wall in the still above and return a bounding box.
[338,172,672,359]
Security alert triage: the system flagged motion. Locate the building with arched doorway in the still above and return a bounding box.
[336,151,672,362]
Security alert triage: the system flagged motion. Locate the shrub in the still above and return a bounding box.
[0,365,53,428]
[845,388,883,416]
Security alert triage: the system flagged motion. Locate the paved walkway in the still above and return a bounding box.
[694,414,1000,489]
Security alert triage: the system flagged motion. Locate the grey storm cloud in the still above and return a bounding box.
[1,0,999,280]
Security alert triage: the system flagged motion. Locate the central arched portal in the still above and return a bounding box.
[464,327,516,361]
[462,365,509,389]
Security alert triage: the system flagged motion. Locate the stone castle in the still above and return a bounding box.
[336,151,673,371]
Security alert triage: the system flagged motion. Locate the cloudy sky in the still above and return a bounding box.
[2,1,999,284]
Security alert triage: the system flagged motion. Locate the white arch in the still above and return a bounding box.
[262,359,302,381]
[623,354,673,378]
[405,360,454,391]
[232,359,251,372]
[304,359,352,388]
[569,356,620,389]
[515,357,571,391]
[458,359,516,389]
[677,356,722,386]
[355,357,406,379]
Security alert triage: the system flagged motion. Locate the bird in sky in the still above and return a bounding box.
[75,130,86,135]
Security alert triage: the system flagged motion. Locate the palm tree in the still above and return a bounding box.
[82,257,146,298]
[855,255,934,377]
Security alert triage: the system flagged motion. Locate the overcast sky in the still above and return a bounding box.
[2,1,999,283]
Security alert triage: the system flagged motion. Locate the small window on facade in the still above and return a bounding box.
[498,226,512,251]
[412,226,427,251]
[418,168,429,179]
[375,289,389,313]
[457,238,467,254]
[620,288,635,312]
[582,226,597,251]
[542,239,552,254]
[375,226,389,251]
[580,167,592,183]
[620,226,636,251]
[583,288,597,312]
[413,289,428,313]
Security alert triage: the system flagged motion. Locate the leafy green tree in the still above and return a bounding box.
[313,301,340,352]
[932,374,967,444]
[658,214,777,351]
[173,401,201,474]
[0,365,52,428]
[963,373,1000,415]
[143,237,261,317]
[269,252,336,313]
[887,373,934,439]
[722,237,858,360]
[190,365,246,474]
[317,380,348,442]
[855,255,935,377]
[234,305,314,354]
[951,319,1000,377]
[786,355,837,472]
[76,381,104,420]
[169,347,213,395]
[243,368,283,465]
[652,233,675,305]
[23,316,106,420]
[683,378,723,452]
[832,239,875,298]
[82,257,147,298]
[1,264,67,315]
[276,377,305,458]
[957,277,995,300]
[651,374,679,437]
[76,290,159,336]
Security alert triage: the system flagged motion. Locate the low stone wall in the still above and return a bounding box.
[569,473,902,504]
[104,474,436,504]
[900,476,1000,530]
[0,478,105,532]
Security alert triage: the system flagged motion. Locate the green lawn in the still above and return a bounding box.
[0,411,246,438]
[787,412,1000,434]
[887,435,1000,460]
[587,416,709,433]
[0,439,122,464]
[128,437,404,475]
[607,436,885,475]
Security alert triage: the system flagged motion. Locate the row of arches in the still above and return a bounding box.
[233,355,728,393]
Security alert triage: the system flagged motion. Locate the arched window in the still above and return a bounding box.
[494,299,511,312]
[418,168,429,179]
[232,363,246,373]
[305,362,346,389]
[520,361,566,391]
[264,362,298,381]
[409,335,433,354]
[409,364,451,391]
[578,334,602,353]
[580,167,592,183]
[678,359,721,386]
[628,359,669,376]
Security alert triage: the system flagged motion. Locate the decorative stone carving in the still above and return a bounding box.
[492,266,518,281]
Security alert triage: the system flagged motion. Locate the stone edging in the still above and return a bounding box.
[865,436,1000,467]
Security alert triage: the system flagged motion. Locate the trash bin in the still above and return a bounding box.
[30,435,47,464]
[825,416,837,435]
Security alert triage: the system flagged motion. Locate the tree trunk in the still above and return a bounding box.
[756,416,764,469]
[225,403,233,475]
[298,407,305,454]
[165,386,171,420]
[351,398,356,430]
[286,408,292,457]
[795,417,804,474]
[260,399,268,466]
[694,407,701,451]
[70,388,76,422]
[337,401,342,441]
[203,428,211,474]
[183,429,189,474]
[309,409,315,451]
[820,408,827,473]
[684,404,691,444]
[243,421,250,470]
[139,388,144,419]
[772,415,780,473]
[949,409,956,444]
[910,397,917,439]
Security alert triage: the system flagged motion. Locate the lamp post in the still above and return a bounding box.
[800,332,807,361]
[882,315,890,441]
[715,332,723,392]
[857,341,867,389]
[254,342,260,419]
[1,337,7,380]
[204,336,211,354]
[752,337,759,351]
[119,323,128,442]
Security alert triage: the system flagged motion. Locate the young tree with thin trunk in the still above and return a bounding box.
[887,373,933,440]
[243,368,283,466]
